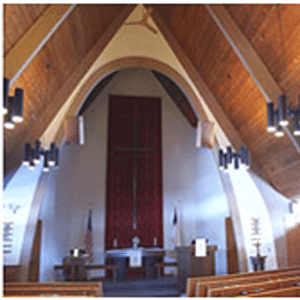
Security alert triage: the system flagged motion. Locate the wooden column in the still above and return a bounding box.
[225,217,239,274]
[28,220,42,282]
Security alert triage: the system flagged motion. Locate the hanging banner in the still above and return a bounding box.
[129,249,142,268]
[195,238,207,257]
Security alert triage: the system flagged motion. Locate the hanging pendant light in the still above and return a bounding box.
[3,77,24,129]
[3,78,9,115]
[11,88,24,123]
[278,95,288,127]
[267,103,276,132]
[274,112,284,137]
[266,6,300,137]
[23,143,31,166]
[219,146,250,171]
[34,140,41,164]
[218,149,224,170]
[4,97,15,130]
[48,143,56,166]
[29,149,35,171]
[43,151,50,173]
[293,111,300,136]
[54,148,59,168]
[22,140,60,172]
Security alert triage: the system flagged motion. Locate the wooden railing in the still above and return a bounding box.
[186,265,300,297]
[4,282,103,297]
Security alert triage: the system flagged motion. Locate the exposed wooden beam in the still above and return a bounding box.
[206,4,300,155]
[39,5,135,146]
[151,8,245,151]
[4,4,76,84]
[4,5,135,187]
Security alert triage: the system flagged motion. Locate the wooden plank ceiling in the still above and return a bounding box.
[3,4,300,199]
[3,4,134,184]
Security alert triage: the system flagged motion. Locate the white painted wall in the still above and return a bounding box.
[228,168,278,271]
[39,69,230,280]
[250,172,290,268]
[3,163,43,265]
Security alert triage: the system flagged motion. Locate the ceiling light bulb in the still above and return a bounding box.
[279,119,289,126]
[43,167,49,173]
[12,115,23,123]
[294,130,300,136]
[275,131,284,137]
[4,121,15,130]
[33,158,40,164]
[48,161,55,167]
[3,107,8,115]
[23,161,30,166]
[267,126,276,132]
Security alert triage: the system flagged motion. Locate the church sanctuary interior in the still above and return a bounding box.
[3,3,300,297]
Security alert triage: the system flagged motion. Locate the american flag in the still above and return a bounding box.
[85,209,93,262]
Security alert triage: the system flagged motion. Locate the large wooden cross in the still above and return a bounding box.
[115,120,155,230]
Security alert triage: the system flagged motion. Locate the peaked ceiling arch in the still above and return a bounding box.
[52,56,210,145]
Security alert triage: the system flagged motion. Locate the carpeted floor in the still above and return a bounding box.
[102,276,182,297]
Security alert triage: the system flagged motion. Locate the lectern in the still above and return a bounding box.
[176,245,217,293]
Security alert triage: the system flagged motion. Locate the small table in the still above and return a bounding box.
[106,248,165,280]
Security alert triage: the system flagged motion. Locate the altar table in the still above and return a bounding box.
[106,248,165,280]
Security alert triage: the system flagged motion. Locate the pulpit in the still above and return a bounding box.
[176,245,217,293]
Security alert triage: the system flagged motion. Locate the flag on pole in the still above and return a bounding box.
[173,206,177,226]
[85,209,93,262]
[171,203,181,248]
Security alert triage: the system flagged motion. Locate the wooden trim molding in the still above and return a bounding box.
[4,4,76,84]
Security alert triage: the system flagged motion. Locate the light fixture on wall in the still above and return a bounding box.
[266,5,300,137]
[218,146,250,171]
[3,77,24,129]
[23,140,59,172]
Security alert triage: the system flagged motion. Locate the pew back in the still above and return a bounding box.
[195,269,300,297]
[4,282,103,297]
[207,276,300,297]
[186,265,300,297]
[244,286,300,297]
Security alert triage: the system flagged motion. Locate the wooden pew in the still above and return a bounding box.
[194,269,300,297]
[186,265,300,297]
[207,276,300,297]
[244,286,300,297]
[4,282,103,297]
